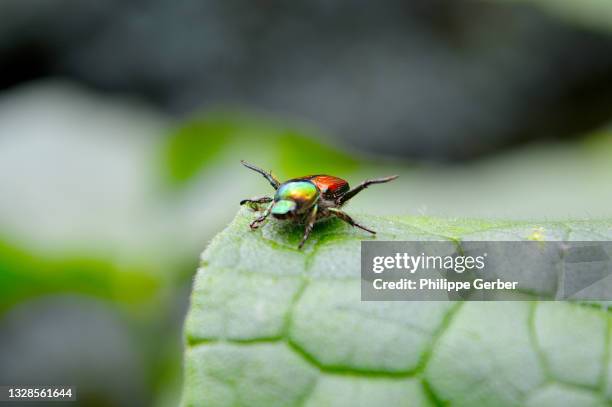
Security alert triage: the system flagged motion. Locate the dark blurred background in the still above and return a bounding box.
[1,1,612,406]
[4,0,612,159]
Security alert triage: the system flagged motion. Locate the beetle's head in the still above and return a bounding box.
[271,199,297,220]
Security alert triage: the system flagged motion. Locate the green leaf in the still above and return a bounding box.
[162,117,237,185]
[160,112,359,187]
[275,131,359,177]
[182,210,612,407]
[0,237,160,313]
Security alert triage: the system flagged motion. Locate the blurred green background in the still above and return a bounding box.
[1,1,612,406]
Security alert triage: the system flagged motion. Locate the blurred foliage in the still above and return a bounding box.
[182,209,612,406]
[275,131,359,177]
[502,0,612,32]
[164,117,236,185]
[0,238,159,313]
[162,112,359,187]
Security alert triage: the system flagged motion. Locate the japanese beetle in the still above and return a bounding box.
[239,160,398,249]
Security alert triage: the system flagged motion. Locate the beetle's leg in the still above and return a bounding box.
[240,196,273,211]
[298,205,318,249]
[337,175,398,206]
[250,204,272,230]
[241,160,281,190]
[328,208,376,234]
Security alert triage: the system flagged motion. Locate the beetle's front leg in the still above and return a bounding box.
[298,205,318,249]
[240,196,273,211]
[249,204,272,230]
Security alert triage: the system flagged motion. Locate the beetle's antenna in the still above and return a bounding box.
[337,175,398,205]
[241,160,281,190]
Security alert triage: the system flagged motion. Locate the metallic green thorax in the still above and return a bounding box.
[272,181,319,215]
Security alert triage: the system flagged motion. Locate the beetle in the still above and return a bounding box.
[239,160,398,249]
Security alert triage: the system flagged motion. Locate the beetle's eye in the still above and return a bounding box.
[271,200,296,215]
